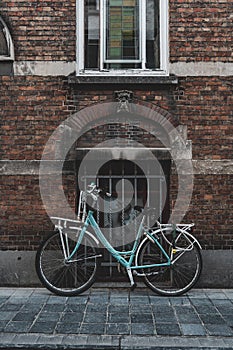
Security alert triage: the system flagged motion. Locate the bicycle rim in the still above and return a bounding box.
[138,237,202,296]
[36,231,98,296]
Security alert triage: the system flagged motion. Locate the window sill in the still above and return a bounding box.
[0,57,14,61]
[68,74,178,85]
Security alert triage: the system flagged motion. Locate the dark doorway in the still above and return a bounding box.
[76,157,170,280]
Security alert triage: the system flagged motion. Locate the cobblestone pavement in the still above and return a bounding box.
[0,287,233,349]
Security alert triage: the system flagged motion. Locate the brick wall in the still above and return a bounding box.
[0,76,69,160]
[170,174,233,249]
[170,0,232,63]
[1,174,76,250]
[1,75,233,249]
[1,77,231,160]
[186,175,233,249]
[1,176,50,250]
[1,0,232,62]
[0,0,232,254]
[1,0,76,61]
[177,77,233,159]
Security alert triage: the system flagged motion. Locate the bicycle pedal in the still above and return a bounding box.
[130,283,137,291]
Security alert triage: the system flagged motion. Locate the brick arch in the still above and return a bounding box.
[67,100,179,138]
[134,100,179,129]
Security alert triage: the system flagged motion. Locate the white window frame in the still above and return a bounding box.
[76,0,169,76]
[0,17,14,61]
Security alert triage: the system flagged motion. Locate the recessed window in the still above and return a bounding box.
[0,25,8,56]
[77,0,168,75]
[0,17,14,60]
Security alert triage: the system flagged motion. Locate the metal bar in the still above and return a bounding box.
[58,228,68,260]
[76,0,84,74]
[131,262,171,270]
[103,59,142,63]
[160,0,169,74]
[77,191,83,221]
[83,178,87,221]
[147,165,150,227]
[76,147,171,151]
[82,175,165,179]
[160,178,164,221]
[79,159,167,276]
[109,167,112,276]
[140,0,146,69]
[65,233,70,258]
[122,164,125,249]
[100,0,105,70]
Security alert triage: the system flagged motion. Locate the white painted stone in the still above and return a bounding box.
[170,62,233,77]
[13,61,233,76]
[14,61,76,76]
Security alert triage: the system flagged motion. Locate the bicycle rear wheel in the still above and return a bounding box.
[35,230,99,296]
[137,234,202,296]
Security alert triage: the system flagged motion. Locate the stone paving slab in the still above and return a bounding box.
[0,334,233,350]
[0,287,233,349]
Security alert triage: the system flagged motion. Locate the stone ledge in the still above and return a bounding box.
[68,75,178,85]
[192,160,233,175]
[0,160,75,175]
[1,160,233,175]
[11,61,233,77]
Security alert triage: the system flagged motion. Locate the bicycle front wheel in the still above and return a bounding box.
[35,230,99,296]
[137,235,202,296]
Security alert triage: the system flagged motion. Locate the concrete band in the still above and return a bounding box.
[1,250,232,287]
[1,160,233,175]
[12,61,233,77]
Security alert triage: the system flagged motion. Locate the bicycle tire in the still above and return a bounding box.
[137,234,202,296]
[35,230,99,296]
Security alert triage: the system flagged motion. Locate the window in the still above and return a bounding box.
[0,17,14,60]
[77,0,169,75]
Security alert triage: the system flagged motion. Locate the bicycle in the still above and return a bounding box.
[36,183,202,297]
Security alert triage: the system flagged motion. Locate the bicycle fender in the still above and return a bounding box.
[158,227,202,250]
[135,230,202,266]
[84,230,100,246]
[180,231,202,250]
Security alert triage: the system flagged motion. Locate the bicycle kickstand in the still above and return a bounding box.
[126,267,137,291]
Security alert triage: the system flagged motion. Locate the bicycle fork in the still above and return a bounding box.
[58,228,70,261]
[126,267,137,290]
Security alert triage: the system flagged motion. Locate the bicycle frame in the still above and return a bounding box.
[62,210,171,271]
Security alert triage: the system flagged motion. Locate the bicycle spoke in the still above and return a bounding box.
[36,230,98,296]
[138,235,202,296]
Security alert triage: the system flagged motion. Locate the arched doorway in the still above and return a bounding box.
[72,106,174,280]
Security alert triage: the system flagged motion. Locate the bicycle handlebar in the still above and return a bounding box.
[86,183,111,201]
[85,184,194,229]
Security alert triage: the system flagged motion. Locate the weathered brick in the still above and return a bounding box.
[0,0,232,255]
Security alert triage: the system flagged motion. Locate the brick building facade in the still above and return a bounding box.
[0,0,232,286]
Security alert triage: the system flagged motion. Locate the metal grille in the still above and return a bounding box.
[77,160,169,278]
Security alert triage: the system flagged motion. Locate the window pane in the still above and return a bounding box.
[146,0,160,69]
[85,0,100,69]
[0,22,9,56]
[105,0,140,62]
[83,0,163,71]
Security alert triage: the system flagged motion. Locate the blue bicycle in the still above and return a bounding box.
[36,183,202,296]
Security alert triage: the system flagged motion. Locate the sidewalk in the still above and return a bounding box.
[0,286,233,349]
